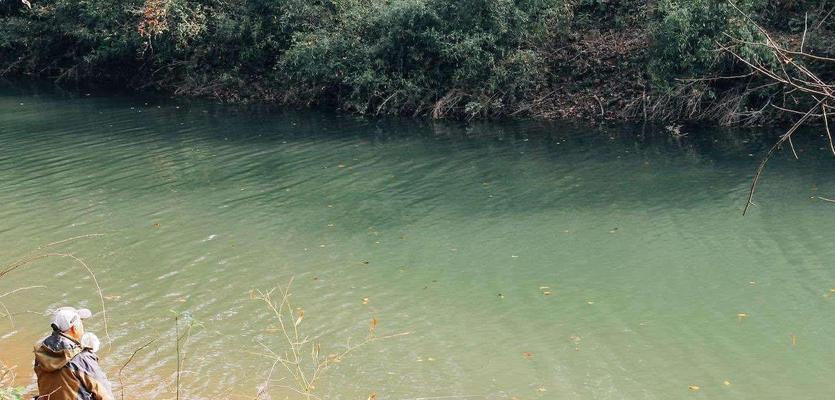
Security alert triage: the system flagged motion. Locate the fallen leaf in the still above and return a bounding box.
[294,309,305,327]
[370,317,378,331]
[367,393,376,400]
[522,352,533,359]
[362,297,370,305]
[688,385,700,392]
[723,380,731,386]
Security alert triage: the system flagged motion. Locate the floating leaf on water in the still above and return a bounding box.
[152,222,160,228]
[688,385,700,392]
[522,351,533,359]
[737,313,748,321]
[724,380,731,386]
[294,309,305,327]
[370,317,378,331]
[537,386,547,392]
[362,297,370,305]
[367,393,376,400]
[569,335,581,342]
[790,334,797,346]
[542,291,552,296]
[587,301,595,305]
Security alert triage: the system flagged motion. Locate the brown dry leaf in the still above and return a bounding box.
[367,393,377,400]
[522,352,533,359]
[294,309,305,327]
[370,317,378,331]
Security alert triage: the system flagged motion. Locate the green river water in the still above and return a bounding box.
[2,84,835,399]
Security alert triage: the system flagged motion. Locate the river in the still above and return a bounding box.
[2,84,835,399]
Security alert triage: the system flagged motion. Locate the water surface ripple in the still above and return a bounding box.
[2,87,835,399]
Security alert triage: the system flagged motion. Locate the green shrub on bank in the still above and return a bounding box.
[0,0,141,81]
[650,0,773,83]
[280,0,570,117]
[0,0,832,121]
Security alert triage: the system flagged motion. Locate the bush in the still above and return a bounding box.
[650,0,773,83]
[279,0,570,117]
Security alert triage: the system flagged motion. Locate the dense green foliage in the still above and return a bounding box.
[1,0,833,121]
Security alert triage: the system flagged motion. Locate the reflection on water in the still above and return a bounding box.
[2,84,835,399]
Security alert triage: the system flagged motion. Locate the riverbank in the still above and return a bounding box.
[1,0,832,124]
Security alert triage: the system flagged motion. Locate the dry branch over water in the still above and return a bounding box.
[713,3,835,214]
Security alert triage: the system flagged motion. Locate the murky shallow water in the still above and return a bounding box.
[3,84,835,399]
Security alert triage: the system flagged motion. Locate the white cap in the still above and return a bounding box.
[81,332,101,352]
[51,307,92,332]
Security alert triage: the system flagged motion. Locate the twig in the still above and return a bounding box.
[0,285,46,299]
[743,100,822,215]
[119,338,158,400]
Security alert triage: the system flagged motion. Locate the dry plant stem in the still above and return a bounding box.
[0,301,13,329]
[173,315,196,400]
[252,278,410,399]
[175,317,181,400]
[119,338,158,400]
[0,234,110,345]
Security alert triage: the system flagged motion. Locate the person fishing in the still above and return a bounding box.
[33,306,114,400]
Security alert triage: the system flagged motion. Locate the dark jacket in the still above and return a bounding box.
[33,331,114,400]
